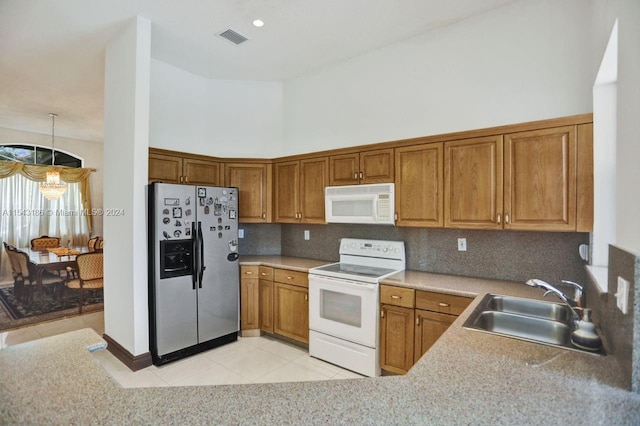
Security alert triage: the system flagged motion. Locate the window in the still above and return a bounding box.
[0,144,82,168]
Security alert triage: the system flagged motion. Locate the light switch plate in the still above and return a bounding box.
[304,230,310,241]
[457,238,467,252]
[238,229,244,239]
[616,276,630,314]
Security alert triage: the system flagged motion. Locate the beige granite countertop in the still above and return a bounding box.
[2,258,640,424]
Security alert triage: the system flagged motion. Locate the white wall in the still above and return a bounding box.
[149,59,283,158]
[0,127,104,236]
[103,16,151,357]
[283,0,594,155]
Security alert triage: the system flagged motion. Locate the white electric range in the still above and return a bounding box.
[308,238,406,377]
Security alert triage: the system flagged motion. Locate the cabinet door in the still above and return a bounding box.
[394,143,443,227]
[380,304,415,375]
[259,279,274,334]
[300,157,328,223]
[225,163,272,223]
[360,148,394,184]
[274,282,309,344]
[274,161,300,223]
[414,309,455,363]
[444,136,503,229]
[329,153,359,186]
[183,158,223,186]
[240,274,259,331]
[504,126,576,231]
[576,123,593,232]
[149,153,183,184]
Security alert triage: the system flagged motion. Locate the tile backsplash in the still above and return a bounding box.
[240,223,589,285]
[587,244,639,393]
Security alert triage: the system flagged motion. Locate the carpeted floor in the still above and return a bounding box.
[0,285,103,331]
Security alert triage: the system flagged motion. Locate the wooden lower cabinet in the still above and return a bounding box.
[273,282,309,344]
[240,267,259,332]
[380,304,415,375]
[259,279,274,334]
[414,309,456,362]
[380,285,473,374]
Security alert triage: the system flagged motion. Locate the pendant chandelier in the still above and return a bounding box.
[39,113,67,200]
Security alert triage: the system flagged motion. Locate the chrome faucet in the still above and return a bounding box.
[525,279,584,326]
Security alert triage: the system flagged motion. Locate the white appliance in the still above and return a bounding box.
[308,238,406,377]
[325,183,395,225]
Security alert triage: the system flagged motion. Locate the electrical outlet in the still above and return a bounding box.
[457,238,467,252]
[238,229,244,239]
[304,230,310,241]
[616,276,630,314]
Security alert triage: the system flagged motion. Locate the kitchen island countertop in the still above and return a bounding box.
[2,257,640,424]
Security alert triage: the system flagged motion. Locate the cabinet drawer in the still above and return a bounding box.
[274,268,308,288]
[415,290,472,316]
[241,266,259,277]
[258,266,274,280]
[380,285,415,308]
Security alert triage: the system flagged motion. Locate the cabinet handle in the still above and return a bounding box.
[416,317,420,326]
[381,309,385,318]
[286,276,293,280]
[260,272,268,276]
[505,213,510,224]
[184,176,188,183]
[359,171,363,180]
[497,214,501,224]
[304,294,308,301]
[437,302,450,307]
[394,212,398,221]
[262,212,266,219]
[354,172,358,179]
[391,295,401,299]
[245,271,253,275]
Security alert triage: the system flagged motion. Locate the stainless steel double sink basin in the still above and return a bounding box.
[463,294,604,355]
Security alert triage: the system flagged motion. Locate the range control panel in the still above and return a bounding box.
[339,238,405,260]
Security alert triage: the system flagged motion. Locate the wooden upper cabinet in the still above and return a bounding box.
[299,157,329,223]
[329,149,394,186]
[504,126,576,231]
[225,163,272,223]
[576,123,593,232]
[360,149,394,184]
[149,151,222,186]
[274,157,328,223]
[444,136,503,229]
[182,158,223,186]
[394,143,443,227]
[149,152,183,184]
[274,161,300,223]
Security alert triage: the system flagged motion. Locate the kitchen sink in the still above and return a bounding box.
[463,294,604,355]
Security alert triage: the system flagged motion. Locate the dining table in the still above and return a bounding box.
[21,246,92,300]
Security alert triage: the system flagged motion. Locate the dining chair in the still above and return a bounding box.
[30,235,61,250]
[3,243,23,301]
[64,252,103,314]
[88,236,100,251]
[8,249,64,304]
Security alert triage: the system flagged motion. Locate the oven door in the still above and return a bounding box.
[309,274,378,348]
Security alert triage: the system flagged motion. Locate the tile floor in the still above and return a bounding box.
[0,312,364,388]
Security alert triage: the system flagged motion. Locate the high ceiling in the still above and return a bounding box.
[0,0,514,142]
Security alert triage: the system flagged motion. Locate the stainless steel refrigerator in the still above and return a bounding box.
[148,182,240,365]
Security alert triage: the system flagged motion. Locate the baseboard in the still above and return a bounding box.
[240,329,262,337]
[103,333,152,372]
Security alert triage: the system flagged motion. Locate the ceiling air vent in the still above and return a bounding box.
[217,28,248,45]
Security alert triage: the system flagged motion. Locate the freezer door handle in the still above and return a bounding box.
[191,222,197,290]
[198,221,205,288]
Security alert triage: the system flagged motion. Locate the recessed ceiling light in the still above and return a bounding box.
[252,19,264,28]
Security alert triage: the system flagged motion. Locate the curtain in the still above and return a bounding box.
[0,161,94,284]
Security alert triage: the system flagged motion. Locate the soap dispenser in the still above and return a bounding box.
[570,308,602,352]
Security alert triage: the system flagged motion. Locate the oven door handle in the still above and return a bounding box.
[309,274,378,291]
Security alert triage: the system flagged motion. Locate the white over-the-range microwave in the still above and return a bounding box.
[324,183,395,225]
